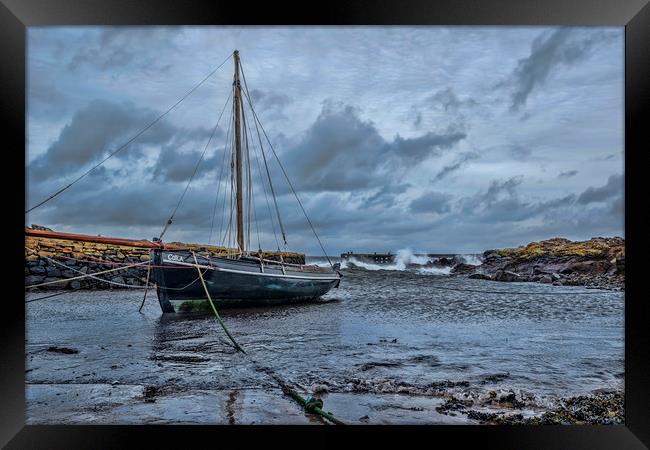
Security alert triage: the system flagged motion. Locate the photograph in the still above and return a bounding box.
[24,25,626,426]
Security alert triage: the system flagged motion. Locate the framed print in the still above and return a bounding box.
[2,0,649,448]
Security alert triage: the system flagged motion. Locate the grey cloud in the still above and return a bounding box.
[362,184,410,209]
[410,87,476,129]
[433,152,479,183]
[558,170,578,179]
[577,174,623,204]
[428,87,477,111]
[29,99,221,183]
[281,102,466,192]
[68,27,180,72]
[153,147,218,182]
[35,180,222,231]
[26,27,624,254]
[458,176,576,223]
[387,128,467,165]
[29,99,172,181]
[484,177,523,202]
[409,191,453,214]
[509,145,532,161]
[504,28,614,111]
[250,89,293,112]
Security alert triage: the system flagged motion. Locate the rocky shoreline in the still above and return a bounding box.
[299,375,624,425]
[450,237,625,291]
[435,389,624,425]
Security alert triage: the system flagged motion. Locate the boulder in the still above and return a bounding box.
[493,270,522,282]
[435,257,456,266]
[451,263,476,274]
[46,267,62,277]
[25,275,44,285]
[30,266,46,275]
[567,261,597,273]
[469,273,492,280]
[540,275,553,284]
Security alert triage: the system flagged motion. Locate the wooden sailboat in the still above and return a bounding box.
[151,50,341,312]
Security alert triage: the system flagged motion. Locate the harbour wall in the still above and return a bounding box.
[25,235,305,291]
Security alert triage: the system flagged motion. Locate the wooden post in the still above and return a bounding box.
[233,50,245,253]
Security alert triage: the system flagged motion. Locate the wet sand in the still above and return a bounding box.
[26,266,624,424]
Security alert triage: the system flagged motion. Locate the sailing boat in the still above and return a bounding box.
[150,50,341,313]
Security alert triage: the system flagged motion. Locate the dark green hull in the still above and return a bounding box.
[151,250,341,313]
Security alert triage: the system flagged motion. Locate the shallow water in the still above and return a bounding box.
[25,257,624,424]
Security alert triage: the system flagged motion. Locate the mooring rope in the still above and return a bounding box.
[25,291,69,303]
[191,252,245,353]
[138,259,153,312]
[25,247,218,293]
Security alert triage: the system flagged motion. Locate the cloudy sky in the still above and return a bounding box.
[26,26,624,255]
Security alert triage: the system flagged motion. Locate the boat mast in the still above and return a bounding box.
[233,50,245,253]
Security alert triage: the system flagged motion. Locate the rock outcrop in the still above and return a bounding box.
[451,237,624,290]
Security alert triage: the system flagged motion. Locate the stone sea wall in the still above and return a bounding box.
[25,235,305,291]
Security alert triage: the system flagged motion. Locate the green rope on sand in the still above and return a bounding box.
[191,252,344,424]
[192,252,245,353]
[259,366,346,425]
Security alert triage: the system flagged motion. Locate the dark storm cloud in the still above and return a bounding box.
[26,27,624,253]
[362,184,410,209]
[282,102,466,191]
[432,152,480,183]
[409,191,453,214]
[504,28,615,111]
[558,170,578,179]
[458,176,576,224]
[29,99,221,182]
[152,147,219,182]
[577,174,623,204]
[36,181,220,230]
[29,99,171,181]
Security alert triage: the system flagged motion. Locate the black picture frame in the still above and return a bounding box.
[2,0,648,447]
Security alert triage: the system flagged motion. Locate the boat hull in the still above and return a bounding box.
[151,250,340,312]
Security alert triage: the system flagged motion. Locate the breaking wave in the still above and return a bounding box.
[309,249,459,275]
[458,254,483,266]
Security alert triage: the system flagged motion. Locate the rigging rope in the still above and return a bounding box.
[245,107,281,252]
[239,60,333,267]
[159,91,233,240]
[25,53,233,214]
[208,100,234,245]
[240,102,262,251]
